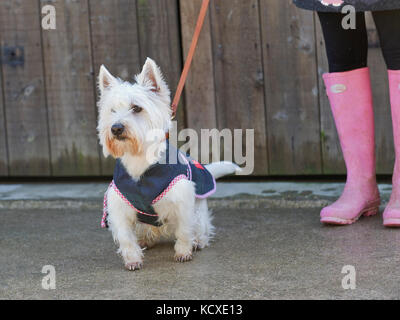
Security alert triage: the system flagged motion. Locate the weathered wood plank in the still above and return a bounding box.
[261,0,321,175]
[210,0,268,175]
[137,0,185,130]
[0,0,51,176]
[41,0,100,176]
[366,12,394,174]
[315,12,345,174]
[179,0,217,133]
[0,1,394,178]
[0,62,8,176]
[89,0,141,175]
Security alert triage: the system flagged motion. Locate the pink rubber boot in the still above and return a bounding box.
[384,70,400,227]
[321,67,380,225]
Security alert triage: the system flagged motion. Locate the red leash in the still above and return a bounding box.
[171,0,210,119]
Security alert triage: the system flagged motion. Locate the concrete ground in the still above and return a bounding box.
[1,182,400,299]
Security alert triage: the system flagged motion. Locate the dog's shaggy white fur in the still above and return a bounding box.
[97,58,240,270]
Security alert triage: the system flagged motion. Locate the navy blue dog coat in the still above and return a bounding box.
[102,141,216,227]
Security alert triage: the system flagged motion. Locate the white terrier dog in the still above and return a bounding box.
[97,58,240,270]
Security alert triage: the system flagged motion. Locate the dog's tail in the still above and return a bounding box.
[205,161,242,180]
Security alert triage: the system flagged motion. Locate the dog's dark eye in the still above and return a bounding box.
[111,109,116,113]
[131,104,143,113]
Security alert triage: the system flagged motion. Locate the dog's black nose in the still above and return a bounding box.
[111,123,125,137]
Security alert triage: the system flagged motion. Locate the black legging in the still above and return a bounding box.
[318,10,400,72]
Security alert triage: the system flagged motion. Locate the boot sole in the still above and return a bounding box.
[383,218,400,227]
[320,202,380,226]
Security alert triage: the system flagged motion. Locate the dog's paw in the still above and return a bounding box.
[125,261,143,271]
[174,252,193,263]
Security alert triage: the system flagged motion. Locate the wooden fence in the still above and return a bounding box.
[0,0,394,177]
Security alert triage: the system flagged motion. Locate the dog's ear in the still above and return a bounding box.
[99,65,117,94]
[136,58,168,94]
